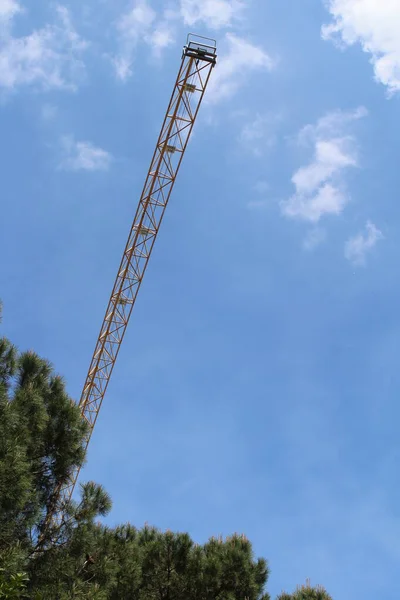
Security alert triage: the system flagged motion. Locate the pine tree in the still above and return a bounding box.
[0,334,111,597]
[0,342,90,552]
[0,335,271,599]
[0,329,333,599]
[277,580,333,600]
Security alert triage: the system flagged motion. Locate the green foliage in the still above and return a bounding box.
[0,338,17,384]
[0,333,333,599]
[277,582,333,600]
[0,545,28,599]
[0,342,89,553]
[29,523,270,600]
[0,569,28,598]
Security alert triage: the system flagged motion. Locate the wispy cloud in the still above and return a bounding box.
[112,0,156,81]
[246,181,271,210]
[0,4,88,92]
[149,20,175,58]
[344,221,383,266]
[112,0,174,81]
[41,103,58,121]
[239,112,280,156]
[281,107,367,223]
[247,199,268,210]
[303,227,326,251]
[207,33,274,104]
[322,0,400,95]
[179,0,244,29]
[60,136,112,172]
[253,181,269,194]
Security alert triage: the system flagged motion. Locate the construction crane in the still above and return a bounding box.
[42,34,217,538]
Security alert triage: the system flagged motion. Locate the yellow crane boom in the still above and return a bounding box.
[45,34,216,534]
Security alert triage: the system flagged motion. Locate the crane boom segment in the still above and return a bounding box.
[46,35,216,531]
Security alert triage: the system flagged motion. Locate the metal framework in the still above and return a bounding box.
[43,34,216,535]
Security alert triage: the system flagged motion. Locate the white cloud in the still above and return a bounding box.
[113,0,174,81]
[239,112,280,156]
[0,0,20,22]
[60,136,112,172]
[284,182,349,222]
[344,221,383,266]
[207,33,274,104]
[119,0,156,34]
[297,106,367,146]
[281,107,367,223]
[0,5,87,92]
[149,22,175,57]
[180,0,244,29]
[322,0,400,95]
[113,0,155,80]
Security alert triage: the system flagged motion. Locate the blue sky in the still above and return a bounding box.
[1,0,400,597]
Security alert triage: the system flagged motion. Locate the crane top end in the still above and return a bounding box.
[183,33,217,65]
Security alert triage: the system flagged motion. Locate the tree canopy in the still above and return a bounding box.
[277,582,333,600]
[0,333,333,599]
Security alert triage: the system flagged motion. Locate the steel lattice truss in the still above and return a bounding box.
[43,35,216,537]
